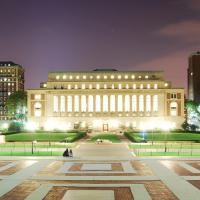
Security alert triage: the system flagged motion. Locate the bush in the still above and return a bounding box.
[8,122,23,132]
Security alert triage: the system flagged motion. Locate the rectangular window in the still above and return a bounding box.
[139,95,144,112]
[125,95,130,112]
[132,95,137,112]
[103,95,108,112]
[81,95,87,112]
[60,96,65,112]
[153,95,158,112]
[67,96,72,112]
[74,95,79,112]
[110,95,115,112]
[88,95,93,112]
[146,95,151,112]
[95,95,101,112]
[53,96,58,112]
[118,95,123,112]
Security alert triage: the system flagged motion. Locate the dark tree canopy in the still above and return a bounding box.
[6,91,27,121]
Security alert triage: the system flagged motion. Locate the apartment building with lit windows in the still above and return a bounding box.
[27,69,185,131]
[0,62,24,120]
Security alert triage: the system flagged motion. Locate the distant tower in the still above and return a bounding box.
[188,52,200,103]
[0,62,24,120]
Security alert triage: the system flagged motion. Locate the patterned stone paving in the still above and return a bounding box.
[0,144,199,199]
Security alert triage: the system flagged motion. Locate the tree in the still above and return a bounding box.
[183,100,200,131]
[5,91,27,121]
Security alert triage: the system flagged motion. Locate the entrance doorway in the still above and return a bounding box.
[103,124,109,132]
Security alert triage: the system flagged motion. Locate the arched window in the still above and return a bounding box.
[125,95,130,112]
[132,95,137,112]
[81,95,86,112]
[88,95,93,112]
[139,95,144,112]
[110,95,115,112]
[170,102,177,116]
[153,95,158,112]
[103,95,108,112]
[146,95,151,112]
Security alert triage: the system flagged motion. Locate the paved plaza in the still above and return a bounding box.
[0,143,199,199]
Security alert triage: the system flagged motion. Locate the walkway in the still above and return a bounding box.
[0,143,199,199]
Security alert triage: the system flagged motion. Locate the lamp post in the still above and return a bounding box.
[162,122,171,153]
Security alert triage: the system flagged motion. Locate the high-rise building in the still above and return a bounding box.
[27,69,185,131]
[188,51,200,103]
[0,61,25,120]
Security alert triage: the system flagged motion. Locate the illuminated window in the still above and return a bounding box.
[125,95,130,112]
[96,84,100,89]
[118,75,121,79]
[138,76,142,79]
[81,95,87,112]
[97,75,100,79]
[111,75,114,79]
[43,83,47,87]
[56,75,60,80]
[34,110,41,117]
[131,75,135,79]
[153,95,158,112]
[154,84,158,89]
[60,96,65,112]
[110,95,115,112]
[126,84,129,89]
[146,95,151,112]
[75,84,78,89]
[170,102,177,116]
[83,75,86,79]
[63,75,66,79]
[140,84,143,89]
[145,75,148,79]
[125,75,128,79]
[53,96,58,112]
[103,95,108,112]
[133,84,136,89]
[132,95,137,112]
[147,84,150,89]
[35,94,41,100]
[111,84,115,89]
[139,95,144,112]
[88,95,93,112]
[89,84,92,89]
[67,96,72,112]
[104,75,107,79]
[34,102,41,109]
[90,75,93,79]
[82,84,85,89]
[69,75,73,79]
[164,83,168,87]
[68,84,71,89]
[118,95,123,112]
[104,84,107,89]
[74,95,79,112]
[118,84,122,89]
[95,95,101,112]
[76,75,80,79]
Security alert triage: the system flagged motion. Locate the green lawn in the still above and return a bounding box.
[125,132,200,142]
[0,151,63,156]
[5,132,86,142]
[129,143,200,149]
[89,133,121,143]
[135,152,200,156]
[0,143,75,148]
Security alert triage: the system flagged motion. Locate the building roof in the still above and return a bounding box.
[0,61,19,67]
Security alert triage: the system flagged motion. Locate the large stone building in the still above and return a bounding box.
[188,51,200,103]
[0,62,24,120]
[27,69,184,131]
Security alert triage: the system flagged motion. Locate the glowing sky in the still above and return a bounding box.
[0,0,200,90]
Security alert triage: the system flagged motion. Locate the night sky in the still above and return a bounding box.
[0,0,200,90]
